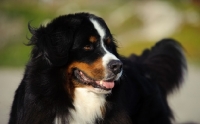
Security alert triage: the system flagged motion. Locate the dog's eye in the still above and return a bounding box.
[83,45,93,51]
[106,45,112,51]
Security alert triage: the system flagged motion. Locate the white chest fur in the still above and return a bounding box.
[68,88,106,124]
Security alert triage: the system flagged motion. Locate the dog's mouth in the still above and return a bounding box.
[74,69,115,91]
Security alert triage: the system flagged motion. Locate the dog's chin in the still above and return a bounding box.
[73,69,116,94]
[88,87,112,94]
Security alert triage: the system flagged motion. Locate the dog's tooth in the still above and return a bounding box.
[83,76,87,81]
[80,71,83,75]
[100,80,103,86]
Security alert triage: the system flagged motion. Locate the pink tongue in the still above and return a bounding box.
[96,81,115,89]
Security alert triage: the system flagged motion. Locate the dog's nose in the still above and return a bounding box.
[108,60,123,74]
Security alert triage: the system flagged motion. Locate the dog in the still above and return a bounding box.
[9,12,187,124]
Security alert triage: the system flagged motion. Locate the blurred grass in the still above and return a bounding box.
[173,25,200,64]
[0,0,200,67]
[0,42,30,67]
[119,25,200,64]
[1,1,56,25]
[0,1,56,67]
[118,42,154,56]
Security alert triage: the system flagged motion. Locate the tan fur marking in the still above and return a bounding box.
[65,58,105,96]
[65,72,76,98]
[68,58,104,80]
[106,37,111,44]
[100,105,106,118]
[84,46,92,51]
[89,36,97,43]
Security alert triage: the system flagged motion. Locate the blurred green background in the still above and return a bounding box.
[0,0,200,67]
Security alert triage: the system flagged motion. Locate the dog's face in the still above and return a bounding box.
[66,17,123,94]
[30,13,122,94]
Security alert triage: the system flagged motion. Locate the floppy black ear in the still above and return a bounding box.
[28,15,81,66]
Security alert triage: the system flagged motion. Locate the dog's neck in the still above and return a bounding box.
[68,88,106,124]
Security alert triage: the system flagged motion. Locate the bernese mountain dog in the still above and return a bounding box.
[9,13,187,124]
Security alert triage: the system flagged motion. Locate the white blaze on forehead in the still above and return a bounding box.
[90,19,105,39]
[90,18,119,70]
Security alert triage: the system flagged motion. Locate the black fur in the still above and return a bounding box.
[9,13,187,124]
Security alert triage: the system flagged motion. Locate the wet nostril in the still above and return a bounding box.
[108,60,123,74]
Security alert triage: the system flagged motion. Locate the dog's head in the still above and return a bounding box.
[29,13,122,94]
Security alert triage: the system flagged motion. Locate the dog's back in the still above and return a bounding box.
[109,39,186,124]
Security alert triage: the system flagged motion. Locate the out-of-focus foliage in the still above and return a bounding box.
[0,0,200,67]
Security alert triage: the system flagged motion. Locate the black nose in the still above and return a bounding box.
[108,60,123,74]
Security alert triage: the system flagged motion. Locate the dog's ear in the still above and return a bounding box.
[28,15,81,66]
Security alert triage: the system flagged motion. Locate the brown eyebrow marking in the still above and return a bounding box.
[106,37,111,44]
[89,36,97,43]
